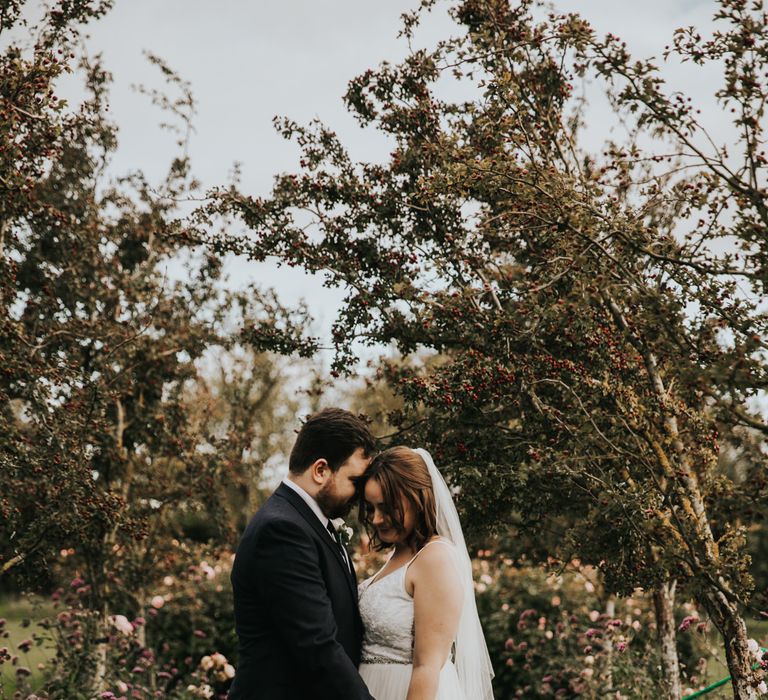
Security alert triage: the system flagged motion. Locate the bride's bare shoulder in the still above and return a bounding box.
[407,538,463,602]
[411,538,458,573]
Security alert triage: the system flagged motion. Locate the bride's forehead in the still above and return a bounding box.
[364,478,385,501]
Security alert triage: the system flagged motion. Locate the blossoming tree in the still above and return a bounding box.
[0,2,305,695]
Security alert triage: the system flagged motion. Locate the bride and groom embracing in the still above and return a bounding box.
[228,408,494,700]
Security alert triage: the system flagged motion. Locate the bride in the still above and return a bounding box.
[356,447,494,700]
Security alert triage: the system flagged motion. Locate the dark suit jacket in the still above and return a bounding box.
[228,482,374,700]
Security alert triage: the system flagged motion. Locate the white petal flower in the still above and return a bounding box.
[110,614,134,636]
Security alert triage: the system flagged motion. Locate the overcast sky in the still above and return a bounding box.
[54,0,725,366]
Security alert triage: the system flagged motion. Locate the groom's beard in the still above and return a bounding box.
[316,480,354,520]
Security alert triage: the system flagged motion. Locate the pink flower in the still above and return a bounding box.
[678,615,697,633]
[616,641,628,652]
[110,615,134,636]
[150,596,165,609]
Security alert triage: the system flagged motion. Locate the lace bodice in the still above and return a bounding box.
[358,540,455,665]
[358,560,415,664]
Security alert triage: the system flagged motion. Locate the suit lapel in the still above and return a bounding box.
[275,483,358,601]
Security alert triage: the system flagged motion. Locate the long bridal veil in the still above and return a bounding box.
[413,448,495,700]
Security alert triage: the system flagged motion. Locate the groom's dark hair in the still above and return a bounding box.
[289,407,376,474]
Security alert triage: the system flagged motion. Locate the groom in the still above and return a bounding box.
[228,407,376,700]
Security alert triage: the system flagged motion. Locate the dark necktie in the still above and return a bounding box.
[326,521,350,571]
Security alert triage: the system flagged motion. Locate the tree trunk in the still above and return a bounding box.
[603,597,615,692]
[92,605,109,695]
[701,588,759,700]
[91,397,131,693]
[653,581,682,700]
[603,293,758,698]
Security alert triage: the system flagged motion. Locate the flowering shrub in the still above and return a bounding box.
[4,543,763,699]
[142,552,239,696]
[0,549,237,699]
[474,555,710,699]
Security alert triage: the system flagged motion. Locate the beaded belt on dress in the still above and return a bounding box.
[360,654,411,665]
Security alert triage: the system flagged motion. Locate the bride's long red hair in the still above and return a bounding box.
[359,446,438,552]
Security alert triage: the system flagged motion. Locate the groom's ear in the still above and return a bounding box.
[309,458,330,484]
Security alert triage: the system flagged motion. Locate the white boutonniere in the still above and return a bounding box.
[330,517,354,546]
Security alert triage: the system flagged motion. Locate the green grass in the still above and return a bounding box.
[0,596,56,698]
[749,619,768,644]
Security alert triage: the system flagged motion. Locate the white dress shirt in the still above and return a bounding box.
[282,477,350,569]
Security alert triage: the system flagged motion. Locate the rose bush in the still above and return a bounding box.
[0,548,237,699]
[474,555,713,699]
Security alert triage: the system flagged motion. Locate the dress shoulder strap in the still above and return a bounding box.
[404,537,454,569]
[367,548,396,586]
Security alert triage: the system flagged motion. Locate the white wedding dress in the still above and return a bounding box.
[358,540,465,700]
